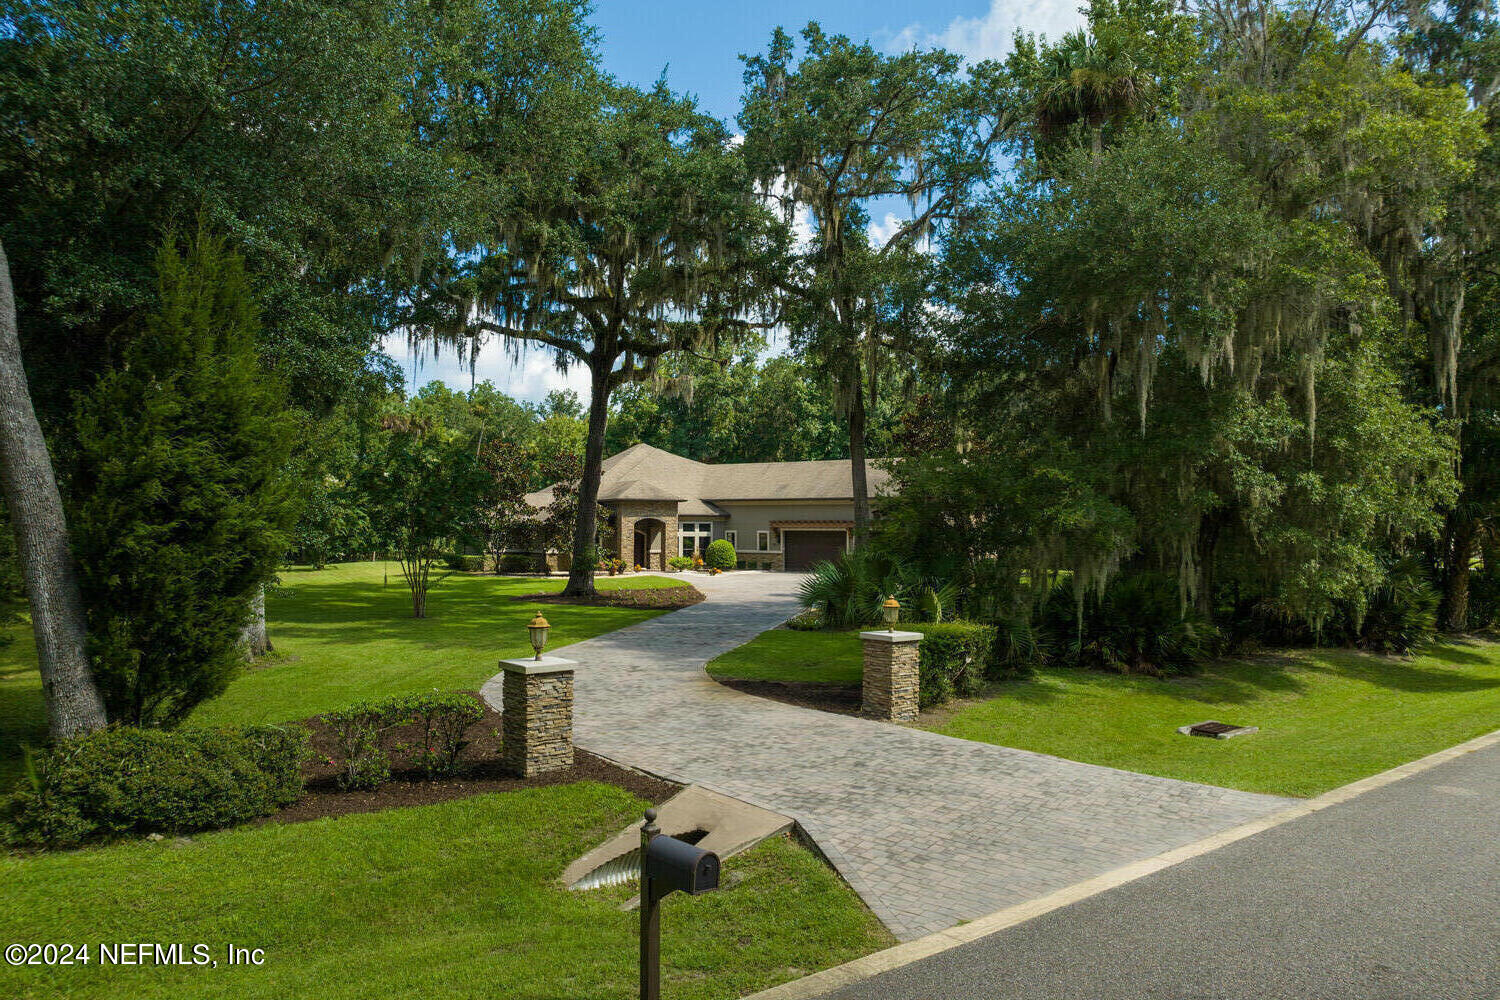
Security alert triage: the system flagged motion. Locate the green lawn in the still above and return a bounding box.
[706,629,863,685]
[0,625,44,790]
[0,566,891,998]
[0,566,689,772]
[711,628,1500,798]
[0,782,892,1000]
[193,563,685,728]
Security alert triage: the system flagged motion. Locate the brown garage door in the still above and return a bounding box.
[783,530,847,571]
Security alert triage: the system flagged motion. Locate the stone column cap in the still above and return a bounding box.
[499,655,578,675]
[859,630,924,643]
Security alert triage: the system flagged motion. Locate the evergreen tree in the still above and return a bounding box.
[70,231,299,726]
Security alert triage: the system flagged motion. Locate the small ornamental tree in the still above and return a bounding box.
[361,404,488,618]
[70,231,299,727]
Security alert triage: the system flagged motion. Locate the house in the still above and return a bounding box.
[524,443,892,571]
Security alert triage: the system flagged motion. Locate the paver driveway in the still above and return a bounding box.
[482,572,1292,941]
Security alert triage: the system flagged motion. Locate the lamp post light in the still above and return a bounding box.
[527,611,551,660]
[881,596,901,632]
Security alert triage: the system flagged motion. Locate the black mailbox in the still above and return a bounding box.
[644,834,720,902]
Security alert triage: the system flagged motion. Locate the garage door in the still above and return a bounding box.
[783,530,848,571]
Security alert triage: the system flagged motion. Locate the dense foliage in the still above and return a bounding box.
[873,0,1498,664]
[6,725,307,848]
[69,233,299,726]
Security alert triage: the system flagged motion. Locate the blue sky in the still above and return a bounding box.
[388,0,1084,401]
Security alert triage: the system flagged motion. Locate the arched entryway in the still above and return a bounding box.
[632,517,668,570]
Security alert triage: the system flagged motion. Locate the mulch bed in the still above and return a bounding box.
[713,678,863,717]
[263,697,679,826]
[515,584,706,610]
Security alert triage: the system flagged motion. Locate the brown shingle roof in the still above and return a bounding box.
[524,443,892,509]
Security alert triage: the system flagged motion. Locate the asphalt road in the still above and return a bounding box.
[824,740,1500,1000]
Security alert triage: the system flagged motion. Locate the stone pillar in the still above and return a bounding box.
[499,656,576,777]
[860,630,922,722]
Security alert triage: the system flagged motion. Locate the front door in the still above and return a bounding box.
[633,531,646,567]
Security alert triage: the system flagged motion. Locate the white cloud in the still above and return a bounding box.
[887,0,1086,62]
[868,211,905,248]
[380,332,592,404]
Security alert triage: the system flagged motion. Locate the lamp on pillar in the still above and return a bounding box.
[881,596,901,632]
[528,611,551,660]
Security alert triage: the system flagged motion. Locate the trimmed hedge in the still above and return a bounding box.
[667,555,694,571]
[498,553,535,574]
[704,538,736,571]
[326,692,485,790]
[5,725,308,849]
[913,622,998,708]
[443,551,484,572]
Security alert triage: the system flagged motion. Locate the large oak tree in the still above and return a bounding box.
[408,81,781,596]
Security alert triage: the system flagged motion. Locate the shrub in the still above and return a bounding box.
[704,538,736,571]
[324,692,485,789]
[989,613,1045,678]
[913,622,997,707]
[1468,567,1500,630]
[1357,559,1439,653]
[668,555,694,571]
[6,725,308,848]
[326,703,390,790]
[390,692,484,777]
[443,551,484,572]
[69,231,300,726]
[798,549,916,627]
[1046,573,1221,677]
[499,553,535,574]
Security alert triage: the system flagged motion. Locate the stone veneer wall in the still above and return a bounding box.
[501,668,574,777]
[614,500,679,571]
[861,634,920,722]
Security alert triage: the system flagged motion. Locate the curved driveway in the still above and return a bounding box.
[483,572,1292,941]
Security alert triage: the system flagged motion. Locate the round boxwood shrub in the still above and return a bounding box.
[704,538,736,571]
[5,725,308,849]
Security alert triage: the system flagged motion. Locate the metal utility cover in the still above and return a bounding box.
[1177,720,1260,739]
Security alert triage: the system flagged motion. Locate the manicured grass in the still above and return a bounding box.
[0,565,688,771]
[711,628,1500,798]
[192,563,684,728]
[0,622,44,790]
[942,641,1500,797]
[0,782,892,1000]
[706,629,863,685]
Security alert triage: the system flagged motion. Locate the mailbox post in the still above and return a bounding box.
[639,809,720,1000]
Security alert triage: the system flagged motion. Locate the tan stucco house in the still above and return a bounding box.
[525,443,891,571]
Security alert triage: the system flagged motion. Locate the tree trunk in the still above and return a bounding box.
[0,238,107,739]
[563,365,610,597]
[1440,514,1476,632]
[848,377,871,548]
[240,585,271,659]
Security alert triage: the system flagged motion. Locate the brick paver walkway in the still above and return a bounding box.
[482,572,1292,941]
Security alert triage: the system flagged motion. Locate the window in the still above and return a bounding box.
[756,530,770,552]
[680,522,712,557]
[724,530,736,549]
